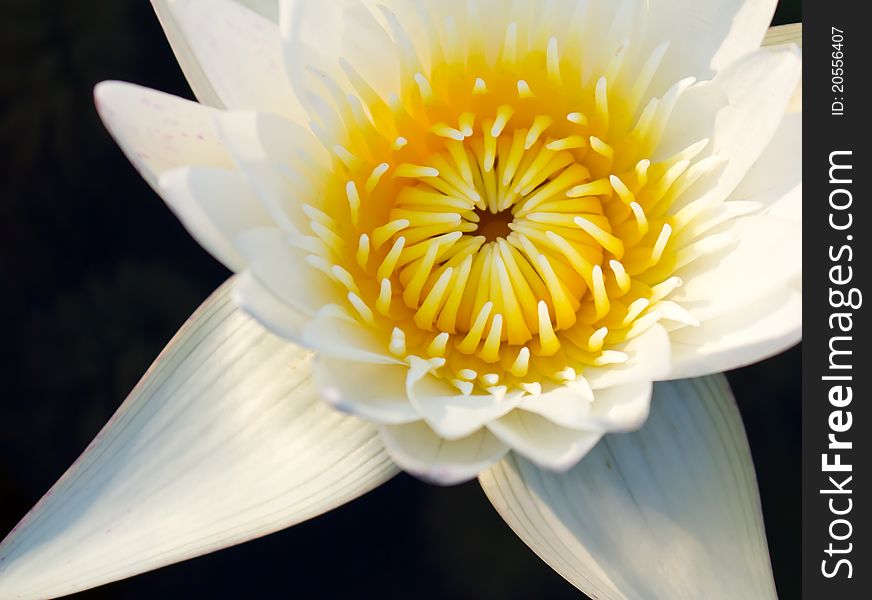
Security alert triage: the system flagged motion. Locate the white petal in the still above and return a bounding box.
[238,0,279,22]
[151,1,224,107]
[279,0,401,119]
[674,214,801,321]
[312,356,420,424]
[660,47,800,201]
[645,0,778,86]
[0,279,397,599]
[94,81,232,188]
[479,375,777,600]
[301,305,399,364]
[583,323,672,389]
[486,411,603,472]
[158,167,274,273]
[406,357,522,440]
[153,0,304,120]
[705,47,802,199]
[669,285,801,379]
[730,111,801,222]
[232,271,309,340]
[379,421,508,485]
[212,110,331,236]
[521,379,652,433]
[519,379,595,429]
[235,227,344,317]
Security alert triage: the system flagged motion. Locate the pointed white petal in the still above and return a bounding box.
[669,286,801,379]
[486,412,603,472]
[153,0,304,120]
[0,279,397,599]
[479,375,777,600]
[379,422,508,485]
[312,356,420,424]
[150,0,225,107]
[158,167,274,273]
[94,81,232,188]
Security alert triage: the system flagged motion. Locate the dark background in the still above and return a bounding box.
[0,1,801,598]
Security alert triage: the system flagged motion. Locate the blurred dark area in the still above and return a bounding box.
[1,1,800,598]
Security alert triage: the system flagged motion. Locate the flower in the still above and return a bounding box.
[0,1,800,598]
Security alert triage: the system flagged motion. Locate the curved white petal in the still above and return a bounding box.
[518,380,594,429]
[158,167,275,273]
[153,0,304,120]
[232,271,309,340]
[479,375,777,600]
[212,110,331,236]
[94,81,232,187]
[730,111,801,221]
[405,357,523,440]
[661,46,801,200]
[519,380,652,434]
[645,0,777,87]
[0,280,398,599]
[704,46,801,199]
[486,412,603,472]
[151,0,224,107]
[379,421,508,485]
[668,285,801,379]
[301,305,400,365]
[281,0,401,100]
[583,323,672,389]
[674,214,801,322]
[312,356,420,424]
[235,227,344,317]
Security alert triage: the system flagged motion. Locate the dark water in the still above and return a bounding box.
[0,1,801,598]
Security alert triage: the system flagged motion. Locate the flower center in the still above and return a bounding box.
[474,208,513,243]
[302,23,713,394]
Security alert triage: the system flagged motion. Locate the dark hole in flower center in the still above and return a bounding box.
[475,208,515,242]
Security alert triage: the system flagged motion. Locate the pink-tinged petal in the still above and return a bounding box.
[94,81,232,187]
[0,279,398,599]
[479,375,777,599]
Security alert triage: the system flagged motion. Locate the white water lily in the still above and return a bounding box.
[0,1,800,598]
